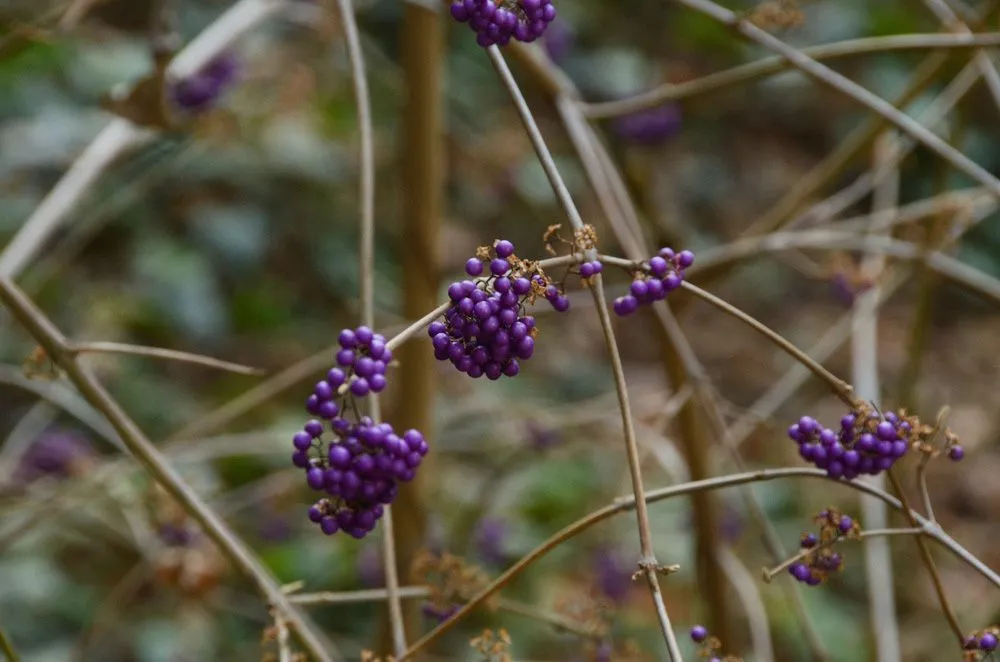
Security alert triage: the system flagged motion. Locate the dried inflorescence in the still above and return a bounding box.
[745,0,806,30]
[553,586,613,640]
[690,625,743,661]
[411,550,493,622]
[786,508,860,586]
[470,628,513,662]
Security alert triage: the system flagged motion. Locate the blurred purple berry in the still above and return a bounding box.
[690,625,708,643]
[612,104,682,146]
[14,429,95,485]
[473,517,508,566]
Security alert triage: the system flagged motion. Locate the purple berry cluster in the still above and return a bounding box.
[789,406,913,479]
[965,628,999,655]
[169,53,239,113]
[450,0,557,48]
[579,259,603,279]
[787,509,858,587]
[612,247,694,316]
[431,239,565,380]
[293,326,429,538]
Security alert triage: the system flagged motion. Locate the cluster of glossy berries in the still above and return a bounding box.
[579,259,603,279]
[432,239,565,380]
[612,248,694,316]
[789,404,915,479]
[450,0,558,48]
[294,326,429,538]
[787,509,859,587]
[964,628,999,658]
[690,625,742,662]
[169,53,238,113]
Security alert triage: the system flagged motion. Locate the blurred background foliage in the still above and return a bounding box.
[1,0,999,660]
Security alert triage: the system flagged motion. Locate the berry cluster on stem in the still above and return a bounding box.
[450,0,558,48]
[786,508,860,586]
[431,239,567,380]
[292,326,429,538]
[612,247,694,316]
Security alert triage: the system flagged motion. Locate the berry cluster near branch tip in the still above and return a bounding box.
[431,239,566,380]
[789,404,910,479]
[612,247,693,316]
[787,508,860,586]
[293,326,429,538]
[450,0,557,48]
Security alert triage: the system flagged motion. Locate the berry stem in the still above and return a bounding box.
[581,32,1000,119]
[68,341,264,375]
[483,43,684,661]
[762,527,924,582]
[671,0,1000,199]
[679,280,855,405]
[335,0,406,654]
[0,628,18,662]
[886,468,965,644]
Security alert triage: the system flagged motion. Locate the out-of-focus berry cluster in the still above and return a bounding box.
[612,247,693,316]
[787,508,860,587]
[12,428,94,485]
[450,0,557,48]
[293,326,429,538]
[690,625,742,662]
[169,53,239,113]
[431,239,566,380]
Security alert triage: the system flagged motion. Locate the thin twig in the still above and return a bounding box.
[291,586,431,605]
[334,0,406,654]
[687,229,1000,307]
[70,342,264,375]
[738,1,998,238]
[670,0,1000,199]
[921,0,1000,112]
[852,132,901,662]
[715,548,775,662]
[0,628,19,662]
[275,613,292,662]
[679,281,854,404]
[0,279,337,662]
[397,466,1000,660]
[886,469,964,643]
[763,527,926,581]
[484,44,683,661]
[583,31,1000,118]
